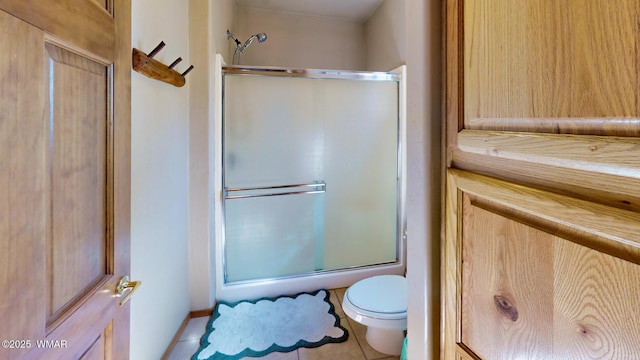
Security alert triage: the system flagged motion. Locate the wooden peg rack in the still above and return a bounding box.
[132,41,194,87]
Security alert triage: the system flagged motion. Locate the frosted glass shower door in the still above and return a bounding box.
[223,75,325,282]
[323,79,398,270]
[224,194,325,282]
[223,70,400,284]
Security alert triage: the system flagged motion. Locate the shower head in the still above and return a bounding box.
[227,30,268,64]
[239,33,268,54]
[255,33,268,43]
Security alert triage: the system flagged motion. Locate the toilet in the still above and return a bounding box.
[341,275,407,356]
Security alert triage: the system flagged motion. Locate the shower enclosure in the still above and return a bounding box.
[215,59,406,301]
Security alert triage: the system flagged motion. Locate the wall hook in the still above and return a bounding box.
[168,57,182,69]
[132,41,193,87]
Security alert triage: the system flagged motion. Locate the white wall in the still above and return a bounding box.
[187,0,234,313]
[183,2,442,359]
[404,0,442,359]
[233,7,366,70]
[365,0,407,71]
[130,1,190,358]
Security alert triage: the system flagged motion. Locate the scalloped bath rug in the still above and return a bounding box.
[192,289,349,360]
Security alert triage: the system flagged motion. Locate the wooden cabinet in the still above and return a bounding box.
[463,0,639,127]
[443,0,640,359]
[444,170,640,359]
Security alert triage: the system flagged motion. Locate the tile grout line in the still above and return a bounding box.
[346,316,370,359]
[333,288,371,360]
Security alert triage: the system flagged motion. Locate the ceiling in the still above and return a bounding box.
[234,0,385,21]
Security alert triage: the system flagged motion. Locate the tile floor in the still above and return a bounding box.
[167,288,401,360]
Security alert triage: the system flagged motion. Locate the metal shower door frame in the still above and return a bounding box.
[219,65,405,286]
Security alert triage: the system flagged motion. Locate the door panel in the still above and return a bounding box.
[80,335,106,360]
[553,241,640,359]
[445,170,640,359]
[461,197,553,360]
[0,0,131,359]
[48,43,110,325]
[0,11,48,358]
[445,0,640,216]
[445,1,640,359]
[464,0,638,131]
[0,0,115,62]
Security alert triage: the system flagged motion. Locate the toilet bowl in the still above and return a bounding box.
[342,275,407,356]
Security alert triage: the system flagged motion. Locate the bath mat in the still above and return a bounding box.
[192,289,349,360]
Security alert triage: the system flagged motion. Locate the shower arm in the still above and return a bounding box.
[227,30,242,50]
[227,30,242,65]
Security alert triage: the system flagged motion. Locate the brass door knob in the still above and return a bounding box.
[115,276,141,306]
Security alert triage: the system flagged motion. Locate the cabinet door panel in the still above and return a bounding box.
[553,241,640,358]
[445,1,640,359]
[461,198,553,359]
[444,169,640,360]
[464,0,638,131]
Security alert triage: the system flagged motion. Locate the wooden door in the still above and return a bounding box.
[0,1,131,359]
[444,0,640,359]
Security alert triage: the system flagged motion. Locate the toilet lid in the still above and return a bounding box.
[347,275,407,314]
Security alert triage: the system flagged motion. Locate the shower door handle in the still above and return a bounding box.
[224,182,326,200]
